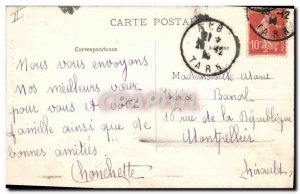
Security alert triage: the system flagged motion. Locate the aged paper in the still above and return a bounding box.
[6,6,295,188]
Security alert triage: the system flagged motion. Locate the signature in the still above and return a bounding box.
[71,157,152,183]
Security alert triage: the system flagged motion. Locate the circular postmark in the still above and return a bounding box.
[247,8,294,41]
[180,14,240,76]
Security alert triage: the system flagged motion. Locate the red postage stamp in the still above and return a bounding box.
[247,7,293,56]
[248,27,286,55]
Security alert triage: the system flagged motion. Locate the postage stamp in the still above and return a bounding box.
[247,7,294,56]
[180,14,240,76]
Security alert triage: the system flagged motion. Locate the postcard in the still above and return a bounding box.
[6,6,295,188]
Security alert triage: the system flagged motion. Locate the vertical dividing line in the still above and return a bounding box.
[155,40,157,152]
